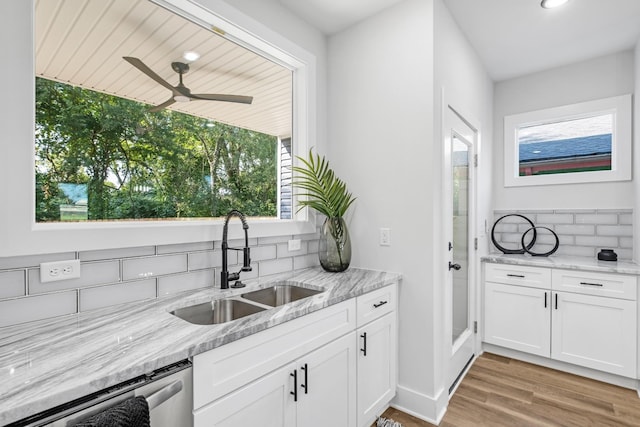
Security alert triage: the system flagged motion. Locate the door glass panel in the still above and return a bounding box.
[452,135,469,345]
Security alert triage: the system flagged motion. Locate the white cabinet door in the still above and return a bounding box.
[356,312,396,427]
[484,282,551,357]
[552,291,637,378]
[295,333,357,427]
[193,362,294,427]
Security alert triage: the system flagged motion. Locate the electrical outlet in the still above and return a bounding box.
[288,239,302,251]
[40,260,81,283]
[379,228,391,246]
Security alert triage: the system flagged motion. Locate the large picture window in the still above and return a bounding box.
[35,0,292,223]
[504,95,632,187]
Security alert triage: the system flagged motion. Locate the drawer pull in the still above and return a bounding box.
[507,274,525,278]
[300,363,308,394]
[544,292,547,308]
[579,281,604,287]
[373,300,388,308]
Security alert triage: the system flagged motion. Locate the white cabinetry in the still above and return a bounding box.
[356,285,397,427]
[483,263,637,378]
[192,283,398,427]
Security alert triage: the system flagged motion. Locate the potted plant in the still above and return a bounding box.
[293,149,356,272]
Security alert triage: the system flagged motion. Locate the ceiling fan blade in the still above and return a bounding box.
[149,97,176,112]
[190,94,253,104]
[123,56,178,94]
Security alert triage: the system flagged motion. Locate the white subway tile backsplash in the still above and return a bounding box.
[537,214,574,224]
[596,225,633,237]
[492,209,633,260]
[574,236,619,247]
[250,245,277,261]
[80,279,156,311]
[0,252,76,270]
[554,224,596,236]
[293,254,318,270]
[79,246,155,261]
[0,270,25,299]
[187,251,217,270]
[0,291,77,328]
[28,260,120,294]
[157,241,213,254]
[0,230,320,325]
[158,270,214,296]
[259,258,293,276]
[575,214,618,225]
[122,254,187,281]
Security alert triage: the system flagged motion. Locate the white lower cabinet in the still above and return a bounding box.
[484,282,550,357]
[194,333,356,427]
[551,291,636,377]
[192,283,398,427]
[483,263,637,379]
[357,312,396,427]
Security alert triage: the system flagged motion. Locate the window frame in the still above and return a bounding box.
[503,94,632,187]
[0,0,316,257]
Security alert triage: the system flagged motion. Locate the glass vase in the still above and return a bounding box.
[319,217,351,272]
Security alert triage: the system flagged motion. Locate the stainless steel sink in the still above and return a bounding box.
[170,299,265,325]
[241,283,323,307]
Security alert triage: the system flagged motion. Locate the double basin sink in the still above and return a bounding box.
[170,282,324,325]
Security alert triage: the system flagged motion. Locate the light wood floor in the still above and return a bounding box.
[376,353,640,426]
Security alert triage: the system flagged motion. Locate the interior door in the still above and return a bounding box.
[444,105,476,393]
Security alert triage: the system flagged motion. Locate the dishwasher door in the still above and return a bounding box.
[15,361,193,427]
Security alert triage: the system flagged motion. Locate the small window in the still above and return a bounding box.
[504,95,631,187]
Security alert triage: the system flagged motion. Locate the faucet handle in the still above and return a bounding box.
[242,247,252,271]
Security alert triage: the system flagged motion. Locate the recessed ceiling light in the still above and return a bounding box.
[182,51,200,62]
[541,0,569,9]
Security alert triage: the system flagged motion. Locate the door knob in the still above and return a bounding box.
[449,262,461,271]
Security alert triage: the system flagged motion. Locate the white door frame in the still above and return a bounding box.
[442,93,480,395]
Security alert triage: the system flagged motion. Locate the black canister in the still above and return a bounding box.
[597,249,618,261]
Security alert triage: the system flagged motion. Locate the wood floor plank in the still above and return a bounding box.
[376,353,640,427]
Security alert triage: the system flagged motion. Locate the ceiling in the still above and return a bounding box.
[279,0,640,82]
[35,0,292,137]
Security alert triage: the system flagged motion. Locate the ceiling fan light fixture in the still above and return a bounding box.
[174,95,191,102]
[182,51,200,62]
[541,0,569,9]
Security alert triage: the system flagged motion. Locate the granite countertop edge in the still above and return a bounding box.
[0,266,402,425]
[482,253,640,275]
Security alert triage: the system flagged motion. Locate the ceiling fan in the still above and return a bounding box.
[123,57,253,112]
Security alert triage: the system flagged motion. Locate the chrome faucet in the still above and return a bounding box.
[221,209,252,289]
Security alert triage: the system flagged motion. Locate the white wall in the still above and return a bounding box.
[634,41,640,262]
[493,51,635,210]
[327,0,492,422]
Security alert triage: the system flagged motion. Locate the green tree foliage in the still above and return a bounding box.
[35,78,278,221]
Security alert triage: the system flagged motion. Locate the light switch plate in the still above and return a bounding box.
[379,228,391,246]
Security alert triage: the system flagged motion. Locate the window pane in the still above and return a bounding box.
[517,114,612,176]
[34,0,292,223]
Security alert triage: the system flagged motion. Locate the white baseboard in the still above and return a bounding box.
[391,383,448,425]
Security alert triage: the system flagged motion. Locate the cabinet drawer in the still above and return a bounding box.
[552,269,637,300]
[357,283,397,327]
[484,263,551,289]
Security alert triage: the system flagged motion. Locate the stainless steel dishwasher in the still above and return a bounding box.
[9,359,193,427]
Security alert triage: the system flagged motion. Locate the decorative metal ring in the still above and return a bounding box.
[491,214,537,254]
[521,227,559,257]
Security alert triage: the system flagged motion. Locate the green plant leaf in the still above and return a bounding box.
[292,149,355,218]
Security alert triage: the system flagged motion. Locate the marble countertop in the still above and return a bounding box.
[482,253,640,275]
[0,267,401,425]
